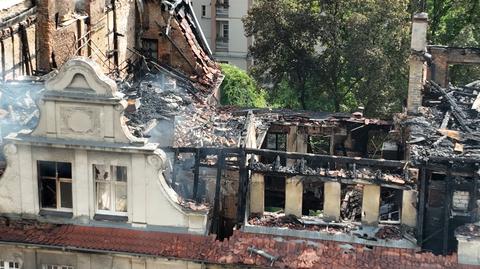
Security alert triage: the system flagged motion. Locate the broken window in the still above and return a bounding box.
[142,39,158,60]
[309,136,330,155]
[379,187,402,222]
[94,165,128,215]
[0,261,19,269]
[38,161,73,210]
[340,184,363,222]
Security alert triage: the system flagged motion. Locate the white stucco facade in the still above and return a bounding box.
[192,0,253,70]
[0,58,208,234]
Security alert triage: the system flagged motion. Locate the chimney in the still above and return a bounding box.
[407,13,428,114]
[36,0,56,72]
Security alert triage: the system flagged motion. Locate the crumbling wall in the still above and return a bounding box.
[0,2,36,80]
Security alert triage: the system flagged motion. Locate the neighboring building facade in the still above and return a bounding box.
[192,0,253,70]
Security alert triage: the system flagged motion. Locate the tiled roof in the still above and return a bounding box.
[0,218,478,269]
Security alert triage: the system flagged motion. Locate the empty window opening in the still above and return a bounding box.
[201,5,206,16]
[142,39,158,60]
[38,161,73,210]
[94,164,128,215]
[309,136,331,155]
[452,191,470,212]
[0,261,19,269]
[264,176,285,212]
[302,181,324,216]
[379,187,402,223]
[340,184,363,222]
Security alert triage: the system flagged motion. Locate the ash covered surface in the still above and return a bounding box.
[402,80,480,164]
[120,72,244,148]
[0,79,44,141]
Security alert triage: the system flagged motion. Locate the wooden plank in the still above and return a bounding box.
[443,171,452,255]
[211,152,224,234]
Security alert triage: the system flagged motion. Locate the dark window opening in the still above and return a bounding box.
[340,184,363,222]
[379,187,402,222]
[201,5,206,16]
[142,39,158,60]
[38,161,73,210]
[302,181,324,216]
[309,136,330,155]
[264,176,285,212]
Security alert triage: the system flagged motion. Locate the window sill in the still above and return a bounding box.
[94,214,128,222]
[39,209,73,219]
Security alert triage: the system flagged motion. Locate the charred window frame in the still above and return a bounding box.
[94,164,128,216]
[379,187,402,223]
[141,38,158,60]
[38,161,73,211]
[265,133,286,151]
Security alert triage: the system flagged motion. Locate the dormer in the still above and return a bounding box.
[32,58,144,144]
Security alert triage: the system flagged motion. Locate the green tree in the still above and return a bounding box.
[219,63,267,108]
[244,0,411,117]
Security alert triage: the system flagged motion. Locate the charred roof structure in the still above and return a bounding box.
[0,3,480,269]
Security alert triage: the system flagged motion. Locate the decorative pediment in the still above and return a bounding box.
[45,57,118,97]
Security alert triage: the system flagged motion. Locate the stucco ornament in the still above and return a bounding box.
[147,149,167,171]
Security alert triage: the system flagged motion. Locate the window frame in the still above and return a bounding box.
[37,161,73,212]
[94,164,128,216]
[141,38,159,60]
[0,261,20,269]
[201,5,206,17]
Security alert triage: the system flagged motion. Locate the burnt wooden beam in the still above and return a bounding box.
[192,148,201,202]
[245,148,406,168]
[471,172,479,222]
[443,171,452,255]
[236,148,248,226]
[417,168,427,247]
[211,152,224,235]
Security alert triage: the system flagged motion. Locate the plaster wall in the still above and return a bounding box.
[0,245,205,269]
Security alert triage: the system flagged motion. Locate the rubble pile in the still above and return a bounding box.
[248,212,352,233]
[403,80,480,163]
[341,186,363,221]
[120,72,243,147]
[375,226,403,240]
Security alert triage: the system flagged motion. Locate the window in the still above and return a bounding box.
[222,23,229,40]
[94,165,127,215]
[42,265,74,269]
[142,39,158,60]
[379,187,402,222]
[0,261,19,269]
[201,5,206,17]
[38,161,73,211]
[265,133,286,151]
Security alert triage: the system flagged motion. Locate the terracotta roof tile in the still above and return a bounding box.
[0,219,476,268]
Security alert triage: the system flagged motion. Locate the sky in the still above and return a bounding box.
[0,0,23,10]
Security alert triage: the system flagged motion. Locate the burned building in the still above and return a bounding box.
[0,2,479,269]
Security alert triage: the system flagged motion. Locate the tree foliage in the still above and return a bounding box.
[219,63,267,108]
[244,0,412,117]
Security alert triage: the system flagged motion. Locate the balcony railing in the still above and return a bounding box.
[216,6,228,18]
[216,37,229,52]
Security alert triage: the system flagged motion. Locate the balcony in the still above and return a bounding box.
[216,37,229,52]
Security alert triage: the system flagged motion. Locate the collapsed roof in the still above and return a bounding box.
[402,80,480,164]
